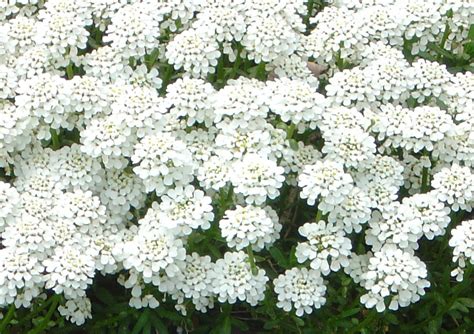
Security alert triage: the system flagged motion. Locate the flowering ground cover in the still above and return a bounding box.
[0,0,473,333]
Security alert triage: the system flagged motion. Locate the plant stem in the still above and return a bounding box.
[66,63,74,80]
[421,166,430,193]
[304,0,315,27]
[286,123,296,140]
[50,129,60,150]
[315,209,323,222]
[0,304,16,333]
[228,45,242,79]
[17,296,58,326]
[438,10,452,62]
[348,310,377,334]
[27,295,60,334]
[247,246,258,275]
[256,62,267,81]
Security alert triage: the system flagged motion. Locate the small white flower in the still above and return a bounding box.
[220,205,281,251]
[274,267,327,316]
[209,251,268,306]
[296,221,352,275]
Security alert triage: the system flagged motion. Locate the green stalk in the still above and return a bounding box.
[247,246,258,275]
[304,0,315,27]
[256,62,267,81]
[438,22,451,62]
[0,304,16,333]
[286,123,296,140]
[66,63,74,80]
[216,55,225,83]
[228,46,242,79]
[16,296,57,326]
[348,310,377,334]
[50,129,60,150]
[315,209,323,222]
[27,295,60,334]
[421,166,430,193]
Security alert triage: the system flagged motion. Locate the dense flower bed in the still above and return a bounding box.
[0,0,473,332]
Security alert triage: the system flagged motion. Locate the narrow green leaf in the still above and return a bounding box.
[458,297,474,308]
[269,247,288,268]
[221,316,232,334]
[131,311,150,334]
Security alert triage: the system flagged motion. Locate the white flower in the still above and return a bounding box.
[209,251,268,306]
[15,73,74,132]
[449,219,474,281]
[175,253,215,313]
[266,78,327,128]
[365,203,423,251]
[197,155,231,191]
[103,2,164,59]
[110,85,167,134]
[230,153,285,205]
[402,193,451,240]
[196,0,247,43]
[296,221,352,275]
[44,245,97,299]
[322,128,376,168]
[69,76,110,120]
[80,46,126,82]
[0,181,20,230]
[326,67,378,110]
[117,228,186,283]
[0,248,44,307]
[220,205,281,251]
[52,144,104,191]
[298,160,353,208]
[328,187,372,233]
[0,65,18,99]
[431,164,474,212]
[80,114,135,169]
[98,168,145,216]
[242,14,301,63]
[140,185,214,237]
[274,267,327,316]
[359,245,430,312]
[35,10,89,63]
[131,132,194,194]
[165,27,221,78]
[55,190,107,235]
[166,77,216,126]
[58,296,92,326]
[408,59,453,103]
[211,77,269,128]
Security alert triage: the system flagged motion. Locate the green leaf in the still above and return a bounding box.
[269,247,288,268]
[457,297,474,308]
[289,139,299,151]
[468,24,474,40]
[207,243,222,259]
[263,319,279,330]
[221,316,232,334]
[150,317,168,334]
[292,316,305,327]
[338,307,360,319]
[427,43,454,59]
[384,313,399,325]
[450,301,469,313]
[428,318,442,334]
[131,310,150,334]
[231,318,249,332]
[157,309,183,322]
[94,286,116,306]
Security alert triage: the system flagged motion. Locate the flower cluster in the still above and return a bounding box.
[0,0,472,326]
